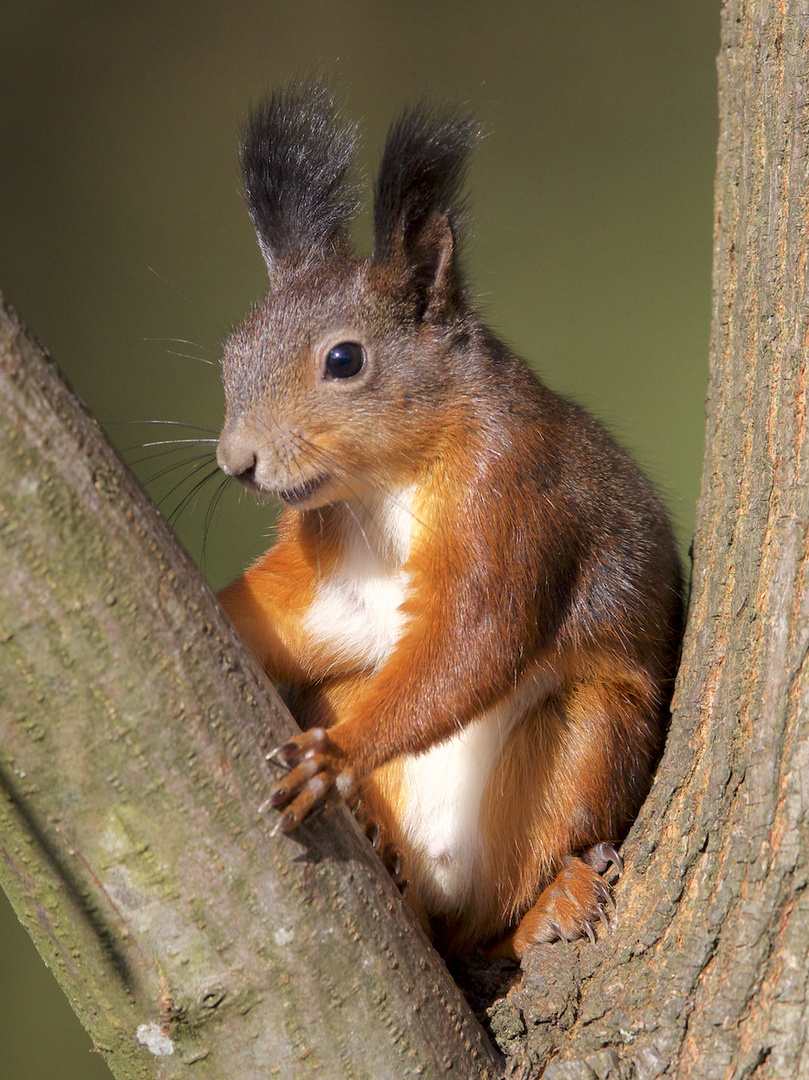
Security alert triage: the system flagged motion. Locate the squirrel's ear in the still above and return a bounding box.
[372,104,477,320]
[240,81,358,284]
[405,211,457,318]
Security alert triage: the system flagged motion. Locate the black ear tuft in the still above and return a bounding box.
[372,103,478,309]
[241,80,359,279]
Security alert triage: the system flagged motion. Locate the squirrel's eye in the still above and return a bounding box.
[324,342,365,380]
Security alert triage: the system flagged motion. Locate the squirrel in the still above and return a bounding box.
[215,81,684,961]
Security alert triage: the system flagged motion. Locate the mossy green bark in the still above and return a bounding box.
[0,294,501,1080]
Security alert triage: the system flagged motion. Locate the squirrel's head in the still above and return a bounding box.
[217,81,478,509]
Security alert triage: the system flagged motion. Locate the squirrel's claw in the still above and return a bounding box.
[263,729,354,832]
[582,841,623,878]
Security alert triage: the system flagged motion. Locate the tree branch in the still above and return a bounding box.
[0,291,501,1079]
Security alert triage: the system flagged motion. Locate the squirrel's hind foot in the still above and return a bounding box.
[494,845,622,960]
[350,795,409,893]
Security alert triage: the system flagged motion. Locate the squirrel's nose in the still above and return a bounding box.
[217,430,258,483]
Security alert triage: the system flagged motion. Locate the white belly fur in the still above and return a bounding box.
[302,487,549,914]
[400,666,549,913]
[303,486,415,671]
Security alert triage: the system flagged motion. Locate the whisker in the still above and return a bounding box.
[142,336,215,354]
[200,474,234,569]
[163,463,223,526]
[243,416,410,553]
[225,410,433,565]
[314,509,324,577]
[162,348,216,366]
[140,451,218,489]
[341,498,373,552]
[121,440,217,463]
[126,446,208,470]
[295,444,388,561]
[146,265,222,334]
[142,333,216,364]
[295,433,433,537]
[140,438,218,448]
[107,419,219,435]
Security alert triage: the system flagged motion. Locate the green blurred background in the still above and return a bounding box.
[1,3,716,1077]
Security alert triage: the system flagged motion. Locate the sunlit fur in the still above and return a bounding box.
[302,487,415,672]
[215,83,684,959]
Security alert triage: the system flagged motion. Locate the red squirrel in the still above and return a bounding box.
[216,82,683,960]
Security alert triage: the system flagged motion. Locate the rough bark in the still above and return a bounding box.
[3,4,808,1079]
[0,291,501,1080]
[489,3,809,1077]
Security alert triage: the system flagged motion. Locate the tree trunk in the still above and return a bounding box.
[3,3,808,1079]
[488,2,809,1077]
[0,292,501,1079]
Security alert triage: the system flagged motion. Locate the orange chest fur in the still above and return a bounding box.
[235,483,427,684]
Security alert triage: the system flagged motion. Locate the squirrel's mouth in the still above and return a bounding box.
[277,474,328,508]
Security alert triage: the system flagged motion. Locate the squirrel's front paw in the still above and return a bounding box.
[264,728,355,833]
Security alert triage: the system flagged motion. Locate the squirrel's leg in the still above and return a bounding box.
[491,843,622,960]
